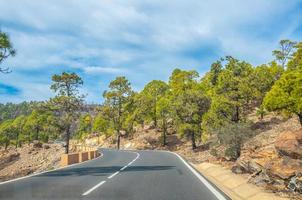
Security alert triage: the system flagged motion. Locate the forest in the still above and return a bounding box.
[1,31,302,160]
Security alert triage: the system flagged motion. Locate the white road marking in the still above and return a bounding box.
[108,171,119,179]
[82,151,140,196]
[120,166,127,171]
[118,152,139,172]
[170,152,227,200]
[82,181,106,196]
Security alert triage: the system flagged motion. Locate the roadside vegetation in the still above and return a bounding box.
[1,31,301,158]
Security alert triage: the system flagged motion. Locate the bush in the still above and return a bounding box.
[210,148,218,157]
[225,144,241,160]
[256,106,267,120]
[214,122,253,160]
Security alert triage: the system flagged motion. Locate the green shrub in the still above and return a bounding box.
[210,148,218,157]
[214,122,253,160]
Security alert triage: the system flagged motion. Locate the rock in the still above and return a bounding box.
[267,156,302,180]
[0,152,20,168]
[231,165,246,174]
[288,175,302,193]
[143,122,155,130]
[250,172,271,187]
[234,130,302,182]
[198,143,210,151]
[249,160,263,172]
[124,143,133,149]
[235,158,263,174]
[8,152,20,162]
[43,144,50,149]
[31,141,42,148]
[25,169,33,175]
[271,179,286,191]
[275,130,302,159]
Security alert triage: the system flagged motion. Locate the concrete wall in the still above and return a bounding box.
[80,152,89,162]
[89,151,95,159]
[61,150,100,167]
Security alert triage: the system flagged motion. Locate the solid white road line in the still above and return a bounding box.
[170,152,227,200]
[82,151,140,196]
[108,171,120,179]
[82,181,106,196]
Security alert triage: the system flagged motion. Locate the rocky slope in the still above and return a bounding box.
[0,142,64,182]
[232,114,302,196]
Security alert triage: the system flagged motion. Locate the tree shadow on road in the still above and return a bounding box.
[35,165,175,177]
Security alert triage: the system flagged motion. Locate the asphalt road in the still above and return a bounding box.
[0,149,230,200]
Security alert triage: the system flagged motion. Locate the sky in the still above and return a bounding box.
[0,0,302,103]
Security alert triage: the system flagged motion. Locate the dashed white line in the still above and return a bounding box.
[81,151,140,196]
[120,166,127,171]
[108,171,120,179]
[82,181,106,196]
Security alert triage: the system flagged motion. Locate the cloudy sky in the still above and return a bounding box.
[0,0,301,103]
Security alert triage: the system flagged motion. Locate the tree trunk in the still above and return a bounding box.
[117,130,120,150]
[141,121,144,129]
[163,130,166,146]
[15,132,19,148]
[162,121,167,146]
[260,112,264,120]
[35,127,39,141]
[117,99,122,150]
[298,113,302,126]
[28,132,31,144]
[154,98,157,128]
[232,106,240,123]
[65,126,70,154]
[163,119,167,146]
[191,131,196,150]
[153,105,157,127]
[237,106,240,122]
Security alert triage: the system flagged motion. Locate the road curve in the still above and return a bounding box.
[0,149,230,200]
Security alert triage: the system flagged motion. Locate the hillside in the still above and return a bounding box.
[0,142,64,182]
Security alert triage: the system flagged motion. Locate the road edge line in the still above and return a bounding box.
[132,149,229,199]
[167,151,228,200]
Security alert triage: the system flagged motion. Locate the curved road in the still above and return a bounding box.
[0,149,229,200]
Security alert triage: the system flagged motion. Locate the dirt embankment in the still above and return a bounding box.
[0,142,64,182]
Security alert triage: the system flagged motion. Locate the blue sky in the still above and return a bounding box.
[0,0,301,103]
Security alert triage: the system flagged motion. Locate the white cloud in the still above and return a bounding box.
[83,66,125,74]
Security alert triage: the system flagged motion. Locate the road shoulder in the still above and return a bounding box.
[194,162,288,200]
